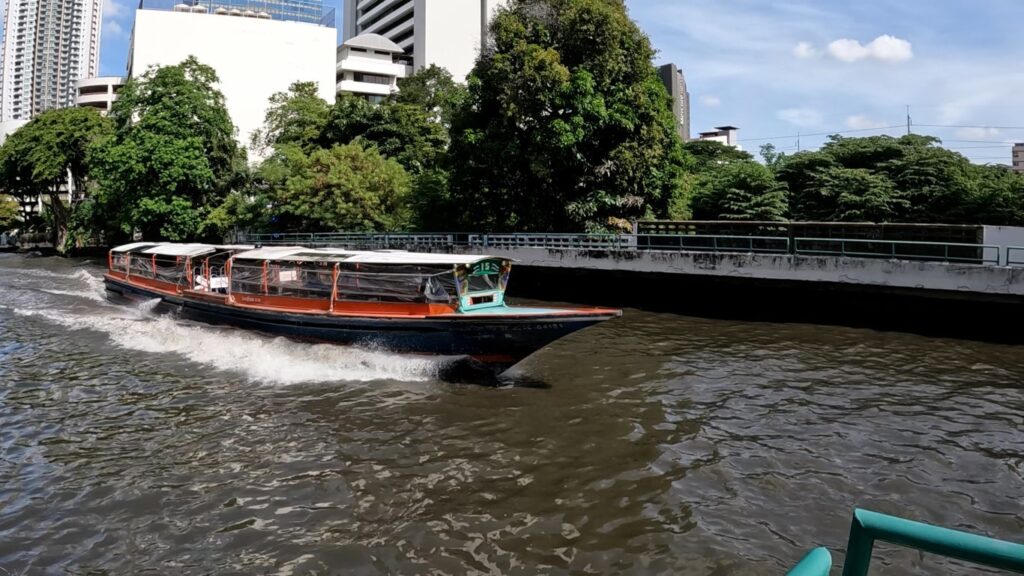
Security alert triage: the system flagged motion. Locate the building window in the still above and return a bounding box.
[353,72,390,85]
[365,94,386,105]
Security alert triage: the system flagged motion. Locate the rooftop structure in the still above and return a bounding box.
[699,125,740,149]
[0,0,102,121]
[336,33,410,103]
[137,0,335,26]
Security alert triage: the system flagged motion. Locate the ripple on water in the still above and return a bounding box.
[0,256,1022,574]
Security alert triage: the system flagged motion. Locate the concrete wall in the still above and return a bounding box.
[448,247,1024,300]
[414,0,507,80]
[130,10,336,157]
[983,226,1024,265]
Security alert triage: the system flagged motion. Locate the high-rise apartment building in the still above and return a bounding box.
[342,0,508,81]
[0,0,102,121]
[658,63,690,141]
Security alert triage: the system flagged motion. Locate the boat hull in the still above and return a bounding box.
[104,275,617,373]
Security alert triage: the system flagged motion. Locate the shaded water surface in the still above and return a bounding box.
[0,253,1022,575]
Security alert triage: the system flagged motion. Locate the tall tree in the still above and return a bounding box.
[322,93,447,174]
[683,140,754,172]
[447,0,685,231]
[690,161,789,221]
[0,195,19,232]
[91,56,244,242]
[395,64,468,131]
[0,107,112,251]
[254,142,412,232]
[250,81,331,154]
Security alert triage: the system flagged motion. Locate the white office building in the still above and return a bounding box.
[342,0,508,81]
[336,33,410,103]
[128,1,336,156]
[0,0,102,121]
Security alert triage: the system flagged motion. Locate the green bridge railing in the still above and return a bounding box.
[235,232,1015,266]
[788,509,1024,575]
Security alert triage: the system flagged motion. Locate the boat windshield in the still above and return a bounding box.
[462,259,507,293]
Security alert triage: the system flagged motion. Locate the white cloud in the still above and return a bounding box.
[103,0,126,20]
[793,41,818,59]
[103,19,124,38]
[954,126,1001,139]
[827,35,914,63]
[700,95,721,107]
[777,107,823,127]
[845,115,888,129]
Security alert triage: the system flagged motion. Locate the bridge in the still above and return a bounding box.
[236,228,1024,303]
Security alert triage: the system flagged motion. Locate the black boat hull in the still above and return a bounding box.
[104,276,615,372]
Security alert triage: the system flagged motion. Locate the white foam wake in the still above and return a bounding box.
[5,303,444,384]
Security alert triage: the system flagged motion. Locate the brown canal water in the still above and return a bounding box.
[0,253,1022,575]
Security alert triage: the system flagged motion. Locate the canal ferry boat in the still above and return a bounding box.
[103,242,620,372]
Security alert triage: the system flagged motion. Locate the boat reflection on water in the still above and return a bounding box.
[102,242,620,377]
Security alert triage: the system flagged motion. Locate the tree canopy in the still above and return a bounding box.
[249,142,412,233]
[446,0,686,231]
[0,107,112,251]
[0,195,19,232]
[90,56,245,242]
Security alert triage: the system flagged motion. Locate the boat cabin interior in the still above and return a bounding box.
[108,244,513,317]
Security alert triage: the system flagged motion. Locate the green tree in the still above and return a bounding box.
[250,81,331,154]
[0,194,19,232]
[91,56,244,242]
[691,161,789,221]
[776,151,838,221]
[256,142,412,232]
[447,0,685,231]
[683,140,754,172]
[322,93,447,174]
[0,107,112,251]
[818,166,906,222]
[395,65,468,130]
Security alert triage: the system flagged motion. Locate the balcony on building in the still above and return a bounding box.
[335,33,411,102]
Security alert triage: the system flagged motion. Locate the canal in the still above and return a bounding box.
[0,253,1021,574]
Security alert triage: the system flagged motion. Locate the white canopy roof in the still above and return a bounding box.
[233,247,502,266]
[343,252,496,265]
[141,244,217,257]
[111,242,255,256]
[111,242,165,253]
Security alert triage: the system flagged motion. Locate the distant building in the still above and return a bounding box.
[75,77,126,115]
[336,33,410,104]
[0,0,102,121]
[1013,143,1024,173]
[342,0,508,81]
[127,0,336,155]
[657,63,690,141]
[699,126,740,149]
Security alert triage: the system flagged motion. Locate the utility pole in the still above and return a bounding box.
[797,132,801,152]
[906,105,912,135]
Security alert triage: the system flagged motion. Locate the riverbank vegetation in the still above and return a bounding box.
[2,0,1024,252]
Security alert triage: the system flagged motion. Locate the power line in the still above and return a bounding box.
[738,124,904,143]
[917,124,1024,131]
[738,123,1024,145]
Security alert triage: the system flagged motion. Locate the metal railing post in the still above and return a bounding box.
[786,548,832,576]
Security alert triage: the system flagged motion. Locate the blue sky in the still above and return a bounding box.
[98,0,1024,163]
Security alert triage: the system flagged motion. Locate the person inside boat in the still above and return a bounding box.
[421,276,452,304]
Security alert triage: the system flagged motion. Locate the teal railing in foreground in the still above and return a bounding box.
[787,508,1024,575]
